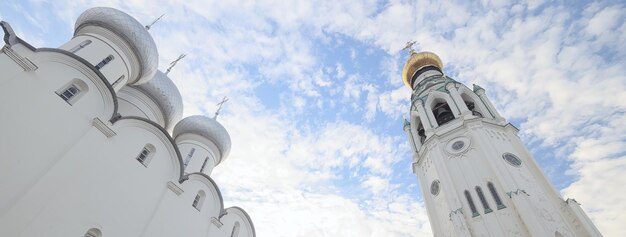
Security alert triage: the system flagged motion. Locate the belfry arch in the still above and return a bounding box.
[424,92,459,127]
[458,87,490,118]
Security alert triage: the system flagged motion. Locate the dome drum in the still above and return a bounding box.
[173,116,231,165]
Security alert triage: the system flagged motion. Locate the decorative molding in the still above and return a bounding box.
[473,84,485,94]
[211,217,223,227]
[506,189,530,198]
[2,46,37,71]
[92,118,116,137]
[449,207,464,219]
[445,136,471,155]
[166,181,184,195]
[565,198,580,205]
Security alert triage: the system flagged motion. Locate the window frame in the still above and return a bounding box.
[56,79,88,105]
[136,144,156,167]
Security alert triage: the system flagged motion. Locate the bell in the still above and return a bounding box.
[433,103,454,125]
[466,102,475,110]
[418,128,426,143]
[418,128,425,136]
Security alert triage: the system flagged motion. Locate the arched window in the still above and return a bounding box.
[56,79,89,105]
[230,221,240,237]
[488,182,506,209]
[464,190,479,217]
[432,101,454,126]
[84,228,102,237]
[461,92,489,118]
[136,144,155,167]
[460,93,485,118]
[192,190,205,211]
[475,186,492,213]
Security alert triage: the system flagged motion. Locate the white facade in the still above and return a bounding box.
[402,52,603,237]
[0,7,254,237]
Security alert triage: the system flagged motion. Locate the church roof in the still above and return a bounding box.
[75,7,158,85]
[402,51,443,88]
[134,70,183,131]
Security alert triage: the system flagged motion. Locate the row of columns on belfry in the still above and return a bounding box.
[405,80,505,153]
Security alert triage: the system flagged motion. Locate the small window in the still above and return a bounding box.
[192,190,205,211]
[488,182,506,209]
[465,190,479,217]
[56,79,88,105]
[84,228,102,237]
[94,55,114,70]
[137,148,150,163]
[502,153,522,167]
[59,85,80,102]
[136,144,155,167]
[231,222,240,237]
[476,186,492,213]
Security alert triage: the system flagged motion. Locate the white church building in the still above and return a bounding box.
[401,51,603,237]
[0,7,254,237]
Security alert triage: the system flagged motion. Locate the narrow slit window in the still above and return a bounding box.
[69,39,92,53]
[488,182,506,209]
[465,190,479,217]
[200,156,209,173]
[184,148,196,168]
[94,55,114,70]
[231,222,240,237]
[476,186,493,213]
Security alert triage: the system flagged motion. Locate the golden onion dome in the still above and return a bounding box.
[402,51,443,88]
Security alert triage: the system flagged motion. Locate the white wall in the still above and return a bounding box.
[0,41,254,237]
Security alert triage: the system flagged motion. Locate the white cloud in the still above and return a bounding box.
[9,0,626,236]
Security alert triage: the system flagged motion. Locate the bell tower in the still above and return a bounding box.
[401,51,603,237]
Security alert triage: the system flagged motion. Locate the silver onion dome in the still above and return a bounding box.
[134,70,183,131]
[74,7,158,84]
[173,115,231,162]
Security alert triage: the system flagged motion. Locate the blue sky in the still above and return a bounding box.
[1,0,625,236]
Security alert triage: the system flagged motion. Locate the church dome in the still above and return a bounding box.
[134,70,183,131]
[173,116,231,162]
[402,51,443,88]
[74,7,158,85]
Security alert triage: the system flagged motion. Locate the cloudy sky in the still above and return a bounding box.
[1,0,625,236]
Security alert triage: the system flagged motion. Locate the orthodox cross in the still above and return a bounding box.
[213,96,229,120]
[402,40,418,54]
[145,13,165,30]
[165,54,186,75]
